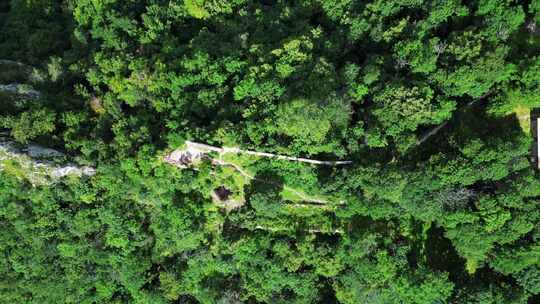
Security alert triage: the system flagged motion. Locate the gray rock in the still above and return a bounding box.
[526,20,540,37]
[0,83,41,99]
[27,144,65,159]
[51,165,96,178]
[0,137,95,185]
[0,59,30,68]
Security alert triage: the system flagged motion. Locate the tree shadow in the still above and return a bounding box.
[424,225,467,282]
[530,108,540,167]
[245,169,285,197]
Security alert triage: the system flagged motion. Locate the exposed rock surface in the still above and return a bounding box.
[0,59,31,69]
[526,20,540,37]
[0,59,92,184]
[26,144,65,158]
[0,137,95,185]
[0,83,41,99]
[0,59,33,76]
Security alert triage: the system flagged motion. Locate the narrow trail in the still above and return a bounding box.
[187,141,353,165]
[417,99,480,145]
[216,157,334,206]
[417,121,450,145]
[251,225,344,234]
[165,141,348,206]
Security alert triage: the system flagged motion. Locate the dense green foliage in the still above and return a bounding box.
[1,0,540,303]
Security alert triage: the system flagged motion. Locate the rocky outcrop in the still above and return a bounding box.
[0,58,94,184]
[0,59,42,100]
[526,20,540,37]
[0,137,95,186]
[0,83,41,99]
[0,59,32,69]
[0,59,36,83]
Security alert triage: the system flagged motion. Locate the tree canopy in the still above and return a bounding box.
[1,0,540,303]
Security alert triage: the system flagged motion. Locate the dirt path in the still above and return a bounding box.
[251,224,344,234]
[214,157,337,205]
[187,141,352,165]
[165,141,348,205]
[417,99,480,145]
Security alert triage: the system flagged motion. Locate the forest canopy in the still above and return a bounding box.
[1,0,540,303]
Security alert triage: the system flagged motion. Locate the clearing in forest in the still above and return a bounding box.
[164,141,347,210]
[512,105,531,134]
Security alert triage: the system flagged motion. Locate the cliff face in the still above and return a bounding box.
[0,136,95,186]
[0,83,41,99]
[0,59,95,185]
